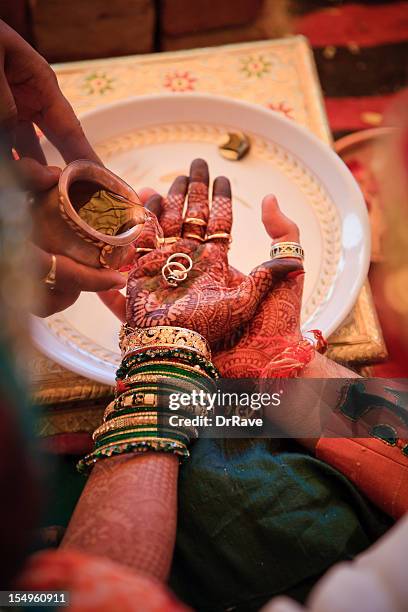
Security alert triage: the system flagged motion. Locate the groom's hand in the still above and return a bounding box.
[15,158,126,317]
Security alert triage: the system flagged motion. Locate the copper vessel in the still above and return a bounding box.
[30,160,148,270]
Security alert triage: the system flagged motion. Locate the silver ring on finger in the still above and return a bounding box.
[161,253,193,287]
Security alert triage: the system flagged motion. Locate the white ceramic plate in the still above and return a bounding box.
[32,93,369,385]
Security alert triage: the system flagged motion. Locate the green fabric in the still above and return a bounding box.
[43,435,392,610]
[169,438,392,611]
[38,455,87,531]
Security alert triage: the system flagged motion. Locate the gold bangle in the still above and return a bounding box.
[42,254,57,290]
[184,217,207,227]
[184,232,205,242]
[103,406,155,423]
[94,414,160,439]
[158,236,179,245]
[119,325,211,360]
[270,242,304,261]
[117,380,202,400]
[120,372,212,391]
[104,397,157,418]
[99,411,177,433]
[205,233,232,242]
[95,416,197,441]
[125,364,214,383]
[105,390,209,420]
[114,389,161,406]
[135,247,154,254]
[104,394,158,420]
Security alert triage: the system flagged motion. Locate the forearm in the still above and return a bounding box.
[261,352,360,452]
[62,452,179,581]
[296,352,360,451]
[302,351,361,380]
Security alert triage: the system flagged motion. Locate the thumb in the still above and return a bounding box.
[227,259,304,327]
[55,255,126,293]
[98,290,126,322]
[262,195,300,242]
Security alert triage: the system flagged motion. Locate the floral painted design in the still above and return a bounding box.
[266,101,294,120]
[240,55,271,78]
[83,72,114,95]
[164,70,196,92]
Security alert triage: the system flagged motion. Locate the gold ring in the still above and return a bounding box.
[135,247,154,253]
[270,242,304,261]
[184,217,207,227]
[184,232,205,242]
[206,233,232,242]
[42,254,57,290]
[159,236,179,245]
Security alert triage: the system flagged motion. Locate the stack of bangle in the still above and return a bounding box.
[77,325,218,473]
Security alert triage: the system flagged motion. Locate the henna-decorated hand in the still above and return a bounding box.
[213,195,306,378]
[102,159,301,346]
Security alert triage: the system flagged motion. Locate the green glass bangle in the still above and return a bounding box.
[95,422,194,445]
[115,382,193,402]
[115,380,209,406]
[77,438,190,474]
[124,362,213,384]
[105,401,176,422]
[122,363,214,385]
[117,347,220,380]
[105,401,209,422]
[121,370,215,395]
[94,428,191,449]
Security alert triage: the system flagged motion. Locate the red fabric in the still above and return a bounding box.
[316,437,408,519]
[294,2,408,48]
[17,549,189,612]
[294,0,408,378]
[325,95,396,132]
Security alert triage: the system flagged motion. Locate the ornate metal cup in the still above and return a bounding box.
[30,159,148,270]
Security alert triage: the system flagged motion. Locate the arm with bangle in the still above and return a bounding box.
[63,155,407,584]
[62,326,217,580]
[62,159,301,577]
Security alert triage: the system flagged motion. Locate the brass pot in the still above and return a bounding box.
[30,159,148,270]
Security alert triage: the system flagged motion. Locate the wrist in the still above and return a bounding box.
[78,324,218,473]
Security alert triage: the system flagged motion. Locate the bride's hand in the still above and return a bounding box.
[213,195,307,377]
[120,159,300,345]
